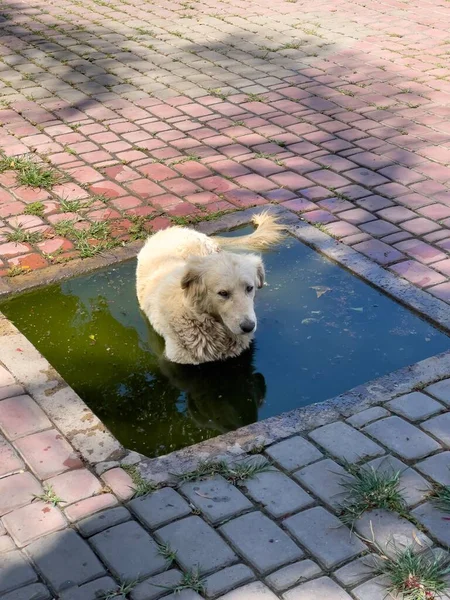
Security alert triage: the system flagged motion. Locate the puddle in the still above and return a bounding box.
[1,229,449,457]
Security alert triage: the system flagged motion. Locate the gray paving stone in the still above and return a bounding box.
[131,569,182,600]
[25,529,105,592]
[219,511,303,574]
[265,437,323,471]
[412,502,450,547]
[156,516,237,575]
[77,507,131,537]
[0,551,37,594]
[1,583,51,600]
[363,416,441,460]
[346,407,390,428]
[59,577,118,600]
[164,592,203,600]
[265,560,321,593]
[334,555,377,587]
[386,392,443,421]
[309,422,383,462]
[425,379,450,405]
[240,470,313,518]
[293,458,352,509]
[217,582,278,599]
[416,451,450,485]
[129,488,191,529]
[284,507,366,569]
[204,564,255,598]
[283,576,353,600]
[181,476,252,524]
[421,413,450,446]
[367,455,431,507]
[355,509,432,558]
[90,521,167,582]
[352,575,390,600]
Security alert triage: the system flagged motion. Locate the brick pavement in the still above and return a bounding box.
[2,355,450,599]
[0,0,449,301]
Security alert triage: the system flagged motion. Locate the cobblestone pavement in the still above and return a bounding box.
[2,345,450,599]
[0,0,449,300]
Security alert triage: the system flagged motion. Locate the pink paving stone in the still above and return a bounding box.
[0,201,25,218]
[185,192,220,205]
[81,150,113,164]
[198,176,238,193]
[151,194,183,209]
[103,165,140,183]
[342,233,372,245]
[305,170,351,189]
[343,168,389,187]
[428,282,450,303]
[0,395,51,440]
[0,536,14,553]
[281,198,318,213]
[3,501,66,547]
[138,163,178,181]
[111,196,142,211]
[325,221,360,238]
[419,145,450,163]
[46,468,103,505]
[432,259,450,277]
[350,152,393,170]
[396,193,434,209]
[9,253,49,271]
[360,220,399,237]
[377,206,417,223]
[52,182,89,201]
[0,437,24,477]
[419,204,450,220]
[64,493,119,523]
[101,467,135,501]
[7,215,43,230]
[0,472,42,516]
[318,198,354,213]
[126,179,164,199]
[338,208,376,225]
[379,165,425,185]
[162,178,200,196]
[374,182,410,198]
[390,260,447,288]
[270,172,312,190]
[37,238,73,254]
[68,166,104,184]
[89,180,127,199]
[282,157,317,174]
[241,158,283,177]
[0,242,30,257]
[265,189,296,203]
[15,430,82,479]
[174,161,213,179]
[211,159,250,178]
[353,239,405,265]
[304,210,338,225]
[234,174,277,193]
[400,217,440,235]
[0,366,15,389]
[394,239,447,264]
[223,189,267,208]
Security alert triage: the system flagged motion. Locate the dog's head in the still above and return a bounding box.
[181,252,265,336]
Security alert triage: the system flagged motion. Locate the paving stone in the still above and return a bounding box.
[204,564,255,598]
[346,407,390,428]
[101,467,135,501]
[309,422,383,462]
[163,592,203,600]
[181,476,252,524]
[363,416,441,460]
[0,472,42,516]
[26,529,105,592]
[3,501,66,547]
[0,395,51,440]
[293,458,352,509]
[131,569,183,600]
[334,555,377,587]
[284,507,366,569]
[14,429,82,479]
[0,550,37,594]
[416,451,450,485]
[283,576,353,600]
[265,560,321,593]
[46,468,103,505]
[0,535,15,553]
[421,412,450,446]
[59,577,118,600]
[129,487,191,529]
[219,511,302,574]
[367,455,430,507]
[386,392,443,421]
[77,506,131,537]
[156,515,236,575]
[217,582,278,599]
[425,379,450,406]
[265,437,323,471]
[240,470,313,518]
[352,576,391,600]
[355,509,432,558]
[90,521,167,582]
[0,436,24,477]
[64,492,118,522]
[412,502,450,547]
[1,583,51,600]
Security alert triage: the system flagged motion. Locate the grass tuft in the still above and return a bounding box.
[245,93,266,102]
[429,483,450,513]
[178,457,273,484]
[24,201,45,216]
[165,568,206,595]
[6,227,44,244]
[207,88,228,100]
[100,580,138,600]
[0,154,62,189]
[59,197,92,213]
[375,547,450,600]
[33,484,65,507]
[338,463,406,526]
[121,464,158,498]
[6,265,31,277]
[158,542,177,566]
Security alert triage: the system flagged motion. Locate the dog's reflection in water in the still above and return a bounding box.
[145,322,266,433]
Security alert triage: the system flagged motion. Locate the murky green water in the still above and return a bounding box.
[1,230,449,457]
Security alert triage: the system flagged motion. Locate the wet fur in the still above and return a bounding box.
[136,212,284,364]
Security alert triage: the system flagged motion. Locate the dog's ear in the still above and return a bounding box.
[181,258,206,304]
[248,255,265,289]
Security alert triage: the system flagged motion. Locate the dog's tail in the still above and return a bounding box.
[213,211,285,251]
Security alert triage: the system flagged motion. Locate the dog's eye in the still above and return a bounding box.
[218,290,230,298]
[246,285,254,293]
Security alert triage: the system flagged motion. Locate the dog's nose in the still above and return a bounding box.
[240,319,255,333]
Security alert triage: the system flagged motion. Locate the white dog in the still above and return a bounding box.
[136,212,284,365]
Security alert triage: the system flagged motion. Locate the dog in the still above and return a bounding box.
[136,212,284,365]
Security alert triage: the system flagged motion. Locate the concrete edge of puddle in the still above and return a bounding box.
[1,205,450,482]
